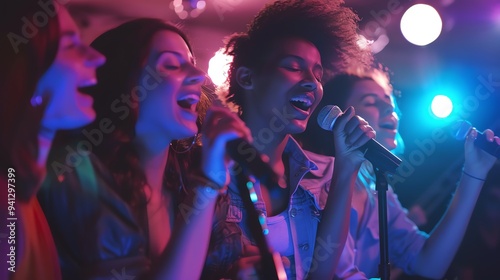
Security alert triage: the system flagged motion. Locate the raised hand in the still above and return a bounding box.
[463,128,500,179]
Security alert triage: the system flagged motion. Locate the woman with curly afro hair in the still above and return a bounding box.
[202,1,375,279]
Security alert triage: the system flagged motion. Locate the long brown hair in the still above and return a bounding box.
[79,18,211,206]
[0,0,60,201]
[296,65,404,157]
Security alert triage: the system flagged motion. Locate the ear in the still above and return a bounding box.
[235,66,254,90]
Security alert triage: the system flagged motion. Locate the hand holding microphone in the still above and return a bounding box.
[317,105,402,173]
[321,106,374,164]
[452,120,500,159]
[201,106,280,191]
[451,120,500,179]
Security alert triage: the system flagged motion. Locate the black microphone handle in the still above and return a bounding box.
[362,139,403,174]
[226,138,280,189]
[452,120,500,159]
[472,131,500,159]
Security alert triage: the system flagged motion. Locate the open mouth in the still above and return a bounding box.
[177,94,200,112]
[78,78,98,88]
[380,123,397,130]
[290,96,313,112]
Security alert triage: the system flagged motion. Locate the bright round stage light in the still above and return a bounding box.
[208,48,232,87]
[431,95,453,118]
[401,4,443,46]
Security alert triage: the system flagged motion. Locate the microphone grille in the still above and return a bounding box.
[451,120,472,140]
[317,105,342,131]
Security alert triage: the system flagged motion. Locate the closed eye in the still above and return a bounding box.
[63,43,77,50]
[163,65,180,70]
[156,51,183,71]
[284,66,301,72]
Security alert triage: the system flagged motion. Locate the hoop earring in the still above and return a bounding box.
[31,95,43,107]
[170,133,197,154]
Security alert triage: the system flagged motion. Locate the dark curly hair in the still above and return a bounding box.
[223,0,372,114]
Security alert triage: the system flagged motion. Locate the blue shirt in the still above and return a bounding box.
[334,161,429,279]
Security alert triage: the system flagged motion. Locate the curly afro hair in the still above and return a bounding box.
[223,0,372,114]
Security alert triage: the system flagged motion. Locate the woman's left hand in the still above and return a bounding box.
[463,128,500,179]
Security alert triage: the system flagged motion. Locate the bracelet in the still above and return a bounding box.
[462,170,486,182]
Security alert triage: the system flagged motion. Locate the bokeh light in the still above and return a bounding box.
[401,4,443,46]
[431,95,453,118]
[208,48,232,87]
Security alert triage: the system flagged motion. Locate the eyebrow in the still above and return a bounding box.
[156,50,195,64]
[60,30,78,37]
[360,93,391,102]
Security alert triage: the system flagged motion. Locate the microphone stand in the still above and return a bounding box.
[363,142,401,280]
[375,167,390,280]
[234,167,287,280]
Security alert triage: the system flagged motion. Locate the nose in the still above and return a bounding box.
[85,46,106,68]
[185,64,206,85]
[381,101,395,117]
[300,80,317,91]
[381,108,399,128]
[300,70,318,91]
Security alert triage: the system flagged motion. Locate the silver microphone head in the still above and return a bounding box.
[317,105,342,131]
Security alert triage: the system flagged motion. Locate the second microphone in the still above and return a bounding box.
[317,105,402,174]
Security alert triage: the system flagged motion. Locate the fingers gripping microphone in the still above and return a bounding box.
[317,105,402,174]
[451,120,500,159]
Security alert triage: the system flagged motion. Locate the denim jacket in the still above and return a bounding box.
[203,136,334,280]
[38,153,151,280]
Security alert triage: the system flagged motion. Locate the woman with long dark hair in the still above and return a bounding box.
[298,65,500,279]
[39,18,249,279]
[0,1,104,279]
